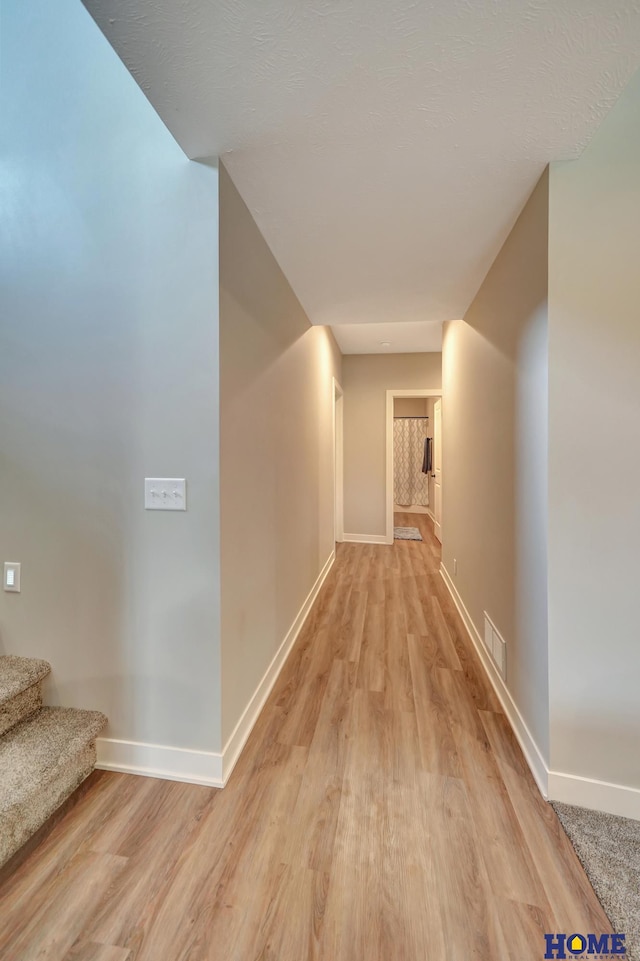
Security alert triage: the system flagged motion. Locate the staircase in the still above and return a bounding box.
[0,655,106,868]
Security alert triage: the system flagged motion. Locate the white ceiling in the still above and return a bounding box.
[84,0,640,350]
[333,320,442,355]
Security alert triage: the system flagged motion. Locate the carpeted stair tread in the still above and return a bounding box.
[0,706,107,812]
[0,655,51,707]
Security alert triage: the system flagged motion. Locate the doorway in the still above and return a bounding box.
[393,397,430,514]
[385,389,442,545]
[433,398,442,543]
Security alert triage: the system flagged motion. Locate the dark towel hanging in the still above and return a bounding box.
[422,436,432,474]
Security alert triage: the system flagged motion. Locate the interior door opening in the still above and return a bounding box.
[433,397,442,543]
[392,396,431,516]
[385,389,442,545]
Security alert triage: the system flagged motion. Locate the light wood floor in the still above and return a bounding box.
[0,514,610,960]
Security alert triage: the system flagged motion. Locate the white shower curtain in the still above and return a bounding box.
[393,418,429,507]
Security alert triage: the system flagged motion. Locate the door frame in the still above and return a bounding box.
[385,388,442,546]
[333,377,344,544]
[432,397,442,543]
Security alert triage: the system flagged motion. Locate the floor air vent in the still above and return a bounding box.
[483,613,506,680]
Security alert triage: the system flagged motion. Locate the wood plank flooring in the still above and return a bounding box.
[0,514,610,960]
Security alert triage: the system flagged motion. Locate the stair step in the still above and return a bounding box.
[0,655,51,705]
[0,706,107,866]
[0,655,51,737]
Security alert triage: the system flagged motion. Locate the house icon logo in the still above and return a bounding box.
[543,932,627,959]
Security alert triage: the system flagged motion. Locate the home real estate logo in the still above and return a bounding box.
[544,932,626,959]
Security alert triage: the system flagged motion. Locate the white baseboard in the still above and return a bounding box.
[426,508,435,522]
[548,770,640,820]
[96,738,224,787]
[440,563,640,821]
[97,550,336,790]
[220,549,335,783]
[343,533,389,545]
[439,563,549,798]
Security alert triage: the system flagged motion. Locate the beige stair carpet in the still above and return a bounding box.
[0,655,50,737]
[0,703,107,866]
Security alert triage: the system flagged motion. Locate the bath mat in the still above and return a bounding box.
[393,527,423,541]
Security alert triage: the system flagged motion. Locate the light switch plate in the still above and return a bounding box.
[4,562,21,592]
[144,478,187,511]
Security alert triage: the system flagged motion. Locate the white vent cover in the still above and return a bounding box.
[483,612,507,680]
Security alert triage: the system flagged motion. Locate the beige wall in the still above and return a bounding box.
[343,353,441,537]
[442,169,549,761]
[219,165,342,746]
[394,398,428,417]
[0,1,222,753]
[548,69,640,796]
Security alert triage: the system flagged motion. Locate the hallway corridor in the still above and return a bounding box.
[0,518,609,960]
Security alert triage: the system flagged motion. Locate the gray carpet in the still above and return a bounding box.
[393,526,423,541]
[553,802,640,961]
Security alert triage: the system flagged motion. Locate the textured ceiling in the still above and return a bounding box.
[84,0,640,334]
[333,320,442,355]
